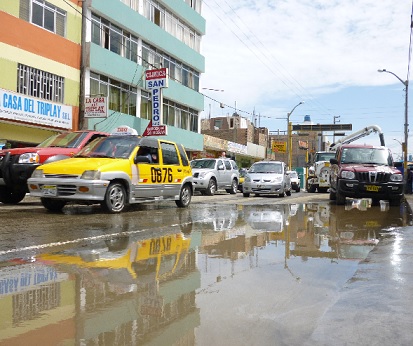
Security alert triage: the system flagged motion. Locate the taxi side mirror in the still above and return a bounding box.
[134,155,151,164]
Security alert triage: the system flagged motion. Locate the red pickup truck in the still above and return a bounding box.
[0,130,108,204]
[329,144,404,206]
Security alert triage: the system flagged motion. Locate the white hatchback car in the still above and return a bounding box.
[242,161,291,197]
[286,170,301,192]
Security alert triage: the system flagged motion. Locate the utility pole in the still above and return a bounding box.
[79,0,88,130]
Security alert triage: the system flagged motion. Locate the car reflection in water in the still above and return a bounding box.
[0,200,412,345]
[0,231,199,345]
[328,199,409,260]
[291,199,411,261]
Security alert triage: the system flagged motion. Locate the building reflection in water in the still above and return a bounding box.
[0,198,411,344]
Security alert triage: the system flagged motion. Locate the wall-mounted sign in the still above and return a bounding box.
[0,88,72,129]
[143,68,168,136]
[272,141,286,153]
[84,96,107,118]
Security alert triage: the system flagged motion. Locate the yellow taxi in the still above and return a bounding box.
[39,232,191,281]
[28,135,193,213]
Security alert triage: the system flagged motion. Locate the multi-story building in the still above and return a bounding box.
[0,0,205,153]
[83,0,204,153]
[0,0,83,147]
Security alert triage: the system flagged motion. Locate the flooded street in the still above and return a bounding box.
[1,195,413,345]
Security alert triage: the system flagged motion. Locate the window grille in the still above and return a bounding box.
[17,64,64,103]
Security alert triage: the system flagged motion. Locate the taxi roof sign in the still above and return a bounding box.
[111,125,139,135]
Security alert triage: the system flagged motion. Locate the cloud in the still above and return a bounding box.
[201,0,411,116]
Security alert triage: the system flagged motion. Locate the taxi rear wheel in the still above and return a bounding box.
[41,198,66,212]
[101,182,126,213]
[175,183,192,208]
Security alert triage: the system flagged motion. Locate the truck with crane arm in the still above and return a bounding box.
[306,125,386,193]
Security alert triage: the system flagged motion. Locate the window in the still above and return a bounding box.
[214,119,223,129]
[20,0,66,37]
[185,0,202,13]
[90,72,137,116]
[140,91,151,120]
[109,24,123,55]
[92,15,139,63]
[17,64,64,103]
[91,14,201,92]
[161,142,179,165]
[140,0,201,52]
[178,144,189,166]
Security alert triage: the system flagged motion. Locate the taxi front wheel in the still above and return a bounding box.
[41,198,66,212]
[175,183,192,208]
[101,182,126,213]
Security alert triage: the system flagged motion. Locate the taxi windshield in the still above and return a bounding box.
[76,136,140,159]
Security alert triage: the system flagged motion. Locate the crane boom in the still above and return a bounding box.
[329,125,385,152]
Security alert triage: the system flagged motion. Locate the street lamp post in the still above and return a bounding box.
[378,69,409,191]
[393,138,404,162]
[287,101,304,170]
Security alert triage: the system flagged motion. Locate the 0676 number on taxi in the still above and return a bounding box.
[151,167,173,183]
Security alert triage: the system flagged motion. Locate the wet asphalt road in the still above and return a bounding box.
[0,192,413,345]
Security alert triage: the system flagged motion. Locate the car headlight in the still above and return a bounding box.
[198,172,208,179]
[271,176,283,183]
[31,169,44,178]
[390,174,403,182]
[19,153,40,164]
[81,170,101,180]
[341,170,355,179]
[244,176,251,182]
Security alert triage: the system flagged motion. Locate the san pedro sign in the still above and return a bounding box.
[143,68,168,136]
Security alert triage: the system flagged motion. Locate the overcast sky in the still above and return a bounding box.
[200,0,412,158]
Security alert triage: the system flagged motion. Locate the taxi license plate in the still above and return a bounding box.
[365,185,380,192]
[42,185,57,196]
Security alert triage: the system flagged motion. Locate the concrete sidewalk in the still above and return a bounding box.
[307,195,413,346]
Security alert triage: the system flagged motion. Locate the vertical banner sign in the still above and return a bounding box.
[144,68,168,136]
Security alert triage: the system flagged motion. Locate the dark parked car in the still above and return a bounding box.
[329,144,404,206]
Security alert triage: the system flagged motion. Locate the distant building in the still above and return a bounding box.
[199,113,266,166]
